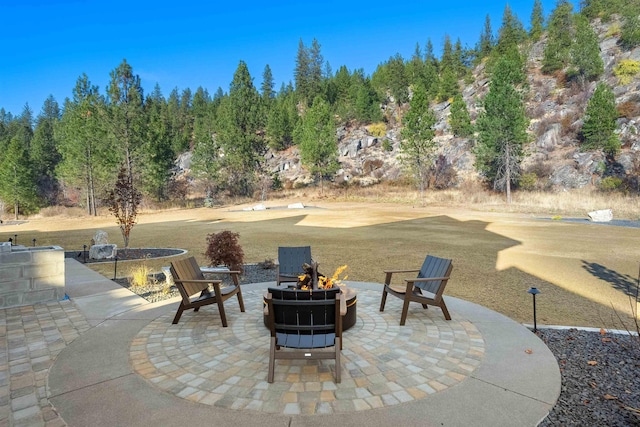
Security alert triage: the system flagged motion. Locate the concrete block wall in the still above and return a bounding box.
[0,246,65,308]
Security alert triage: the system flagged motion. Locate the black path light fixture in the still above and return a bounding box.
[14,234,17,245]
[83,245,87,263]
[527,287,541,332]
[32,238,36,247]
[113,256,119,280]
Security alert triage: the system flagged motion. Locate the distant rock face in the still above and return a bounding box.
[177,17,640,193]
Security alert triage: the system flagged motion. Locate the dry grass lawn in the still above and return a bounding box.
[3,194,639,330]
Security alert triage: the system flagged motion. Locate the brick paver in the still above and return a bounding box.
[131,288,485,415]
[0,301,91,426]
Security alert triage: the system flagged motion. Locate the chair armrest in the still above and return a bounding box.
[405,276,449,284]
[383,268,420,285]
[383,269,420,274]
[263,292,272,316]
[174,278,222,285]
[338,293,347,316]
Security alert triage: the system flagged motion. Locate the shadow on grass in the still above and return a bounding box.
[581,261,639,299]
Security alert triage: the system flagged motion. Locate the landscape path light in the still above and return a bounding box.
[527,287,541,332]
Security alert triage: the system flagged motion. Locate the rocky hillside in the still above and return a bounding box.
[266,16,640,191]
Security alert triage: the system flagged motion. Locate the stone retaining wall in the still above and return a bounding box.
[0,245,65,308]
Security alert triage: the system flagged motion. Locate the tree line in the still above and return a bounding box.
[1,0,638,218]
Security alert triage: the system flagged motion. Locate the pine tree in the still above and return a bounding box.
[530,0,545,41]
[620,11,640,50]
[142,89,174,201]
[569,14,604,82]
[31,96,61,203]
[387,54,409,104]
[261,64,275,101]
[475,56,529,204]
[0,137,39,218]
[56,74,114,215]
[581,82,620,156]
[295,96,339,193]
[105,59,145,184]
[449,94,474,138]
[294,38,310,103]
[542,0,574,74]
[216,61,265,196]
[478,14,494,60]
[400,84,437,200]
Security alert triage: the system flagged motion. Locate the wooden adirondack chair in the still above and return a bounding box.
[169,256,245,326]
[264,287,346,383]
[379,255,453,325]
[276,246,312,286]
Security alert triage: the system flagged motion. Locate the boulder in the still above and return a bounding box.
[89,244,117,260]
[288,202,305,209]
[588,209,613,222]
[93,230,109,245]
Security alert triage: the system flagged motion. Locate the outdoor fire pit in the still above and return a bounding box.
[264,261,357,330]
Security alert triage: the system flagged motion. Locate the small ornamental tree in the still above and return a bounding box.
[205,230,244,273]
[106,164,142,249]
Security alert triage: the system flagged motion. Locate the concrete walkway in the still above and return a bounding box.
[2,259,561,426]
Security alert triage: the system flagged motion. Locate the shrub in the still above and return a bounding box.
[129,263,152,288]
[617,101,640,119]
[598,176,623,191]
[613,59,640,85]
[519,173,538,191]
[368,122,387,137]
[204,230,244,272]
[605,23,621,38]
[382,139,393,152]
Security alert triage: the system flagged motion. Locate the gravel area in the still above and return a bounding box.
[538,328,639,426]
[95,251,640,426]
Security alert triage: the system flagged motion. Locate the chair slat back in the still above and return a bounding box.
[278,246,312,276]
[417,256,453,294]
[268,287,339,335]
[170,257,207,297]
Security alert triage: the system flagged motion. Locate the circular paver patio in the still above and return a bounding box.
[130,287,485,415]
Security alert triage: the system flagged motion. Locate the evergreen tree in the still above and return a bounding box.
[400,84,437,199]
[449,94,474,138]
[542,0,575,74]
[354,77,382,122]
[475,56,529,204]
[216,61,265,196]
[569,14,604,82]
[530,0,545,41]
[56,74,114,215]
[0,137,39,218]
[261,64,275,101]
[581,82,620,156]
[31,95,61,203]
[308,38,325,103]
[105,59,145,184]
[294,38,311,103]
[387,54,409,104]
[191,130,221,201]
[620,11,640,50]
[438,68,460,101]
[406,43,425,87]
[142,90,174,201]
[295,96,339,193]
[495,4,527,57]
[167,88,189,153]
[478,14,494,60]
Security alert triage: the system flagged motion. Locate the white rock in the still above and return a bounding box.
[587,209,613,222]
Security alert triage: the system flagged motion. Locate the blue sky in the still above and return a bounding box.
[1,0,558,117]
